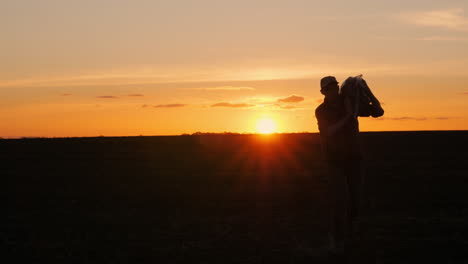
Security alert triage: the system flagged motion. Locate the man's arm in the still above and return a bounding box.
[315,107,329,155]
[316,107,328,137]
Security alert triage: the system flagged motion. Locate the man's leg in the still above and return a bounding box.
[346,159,363,234]
[327,161,348,250]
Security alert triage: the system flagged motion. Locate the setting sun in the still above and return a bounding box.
[256,118,277,134]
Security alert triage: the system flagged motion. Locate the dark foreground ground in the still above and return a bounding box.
[2,131,468,263]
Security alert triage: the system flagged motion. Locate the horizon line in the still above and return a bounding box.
[2,129,467,140]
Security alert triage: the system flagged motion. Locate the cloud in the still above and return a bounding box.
[211,102,255,108]
[277,95,304,103]
[266,103,303,110]
[99,94,144,98]
[141,104,148,108]
[61,93,72,96]
[191,86,255,91]
[279,105,302,110]
[3,59,461,89]
[375,116,452,121]
[462,92,468,95]
[97,95,119,99]
[416,36,468,42]
[397,8,468,31]
[384,116,428,121]
[154,104,186,108]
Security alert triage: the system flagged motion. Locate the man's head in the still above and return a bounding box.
[320,76,339,97]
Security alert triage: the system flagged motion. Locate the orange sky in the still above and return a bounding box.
[1,0,468,138]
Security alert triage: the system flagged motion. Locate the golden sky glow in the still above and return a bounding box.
[1,0,468,137]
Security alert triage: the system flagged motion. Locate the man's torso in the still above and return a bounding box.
[315,97,361,161]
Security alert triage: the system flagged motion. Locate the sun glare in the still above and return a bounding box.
[256,118,276,134]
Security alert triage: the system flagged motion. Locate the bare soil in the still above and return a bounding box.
[3,131,468,263]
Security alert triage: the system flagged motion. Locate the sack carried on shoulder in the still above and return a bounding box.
[358,102,384,118]
[341,75,384,118]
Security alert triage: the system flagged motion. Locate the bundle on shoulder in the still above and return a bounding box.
[340,75,384,118]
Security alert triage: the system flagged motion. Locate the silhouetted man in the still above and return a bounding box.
[315,75,384,255]
[315,76,362,254]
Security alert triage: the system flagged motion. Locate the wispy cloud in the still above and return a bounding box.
[0,60,417,89]
[389,117,428,121]
[397,8,468,31]
[256,103,303,110]
[416,36,468,42]
[61,93,72,96]
[277,95,304,103]
[1,61,455,89]
[97,95,119,99]
[190,86,255,91]
[142,103,187,108]
[154,104,186,108]
[375,116,452,121]
[211,102,255,108]
[462,92,468,95]
[98,94,144,98]
[278,105,303,110]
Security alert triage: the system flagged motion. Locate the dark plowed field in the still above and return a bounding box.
[3,131,468,263]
